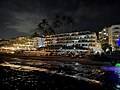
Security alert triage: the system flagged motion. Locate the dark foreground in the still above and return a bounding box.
[0,66,106,90]
[0,55,120,90]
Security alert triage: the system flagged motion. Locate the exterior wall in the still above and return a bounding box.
[0,39,9,46]
[98,27,109,45]
[11,36,39,50]
[0,36,40,51]
[45,31,101,54]
[108,25,120,51]
[99,25,120,51]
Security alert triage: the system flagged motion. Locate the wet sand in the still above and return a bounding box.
[0,66,105,90]
[0,54,116,90]
[0,53,111,67]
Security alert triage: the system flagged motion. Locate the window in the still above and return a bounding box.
[114,27,120,29]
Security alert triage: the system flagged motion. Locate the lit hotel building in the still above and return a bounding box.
[45,31,101,54]
[99,27,109,45]
[108,25,120,51]
[0,36,45,52]
[0,31,102,54]
[99,25,120,51]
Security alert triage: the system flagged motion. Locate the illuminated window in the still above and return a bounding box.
[103,29,106,31]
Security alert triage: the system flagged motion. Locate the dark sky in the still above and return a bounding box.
[0,0,120,39]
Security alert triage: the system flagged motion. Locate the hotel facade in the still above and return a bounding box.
[45,31,101,54]
[99,25,120,51]
[108,25,120,51]
[0,31,102,54]
[0,36,41,52]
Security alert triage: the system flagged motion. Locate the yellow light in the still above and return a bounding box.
[10,52,14,54]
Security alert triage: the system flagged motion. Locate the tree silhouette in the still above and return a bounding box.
[102,44,111,52]
[63,16,74,24]
[48,27,55,35]
[36,15,75,36]
[31,32,39,37]
[37,19,49,36]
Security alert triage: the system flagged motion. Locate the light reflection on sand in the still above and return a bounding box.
[0,62,49,72]
[0,58,105,85]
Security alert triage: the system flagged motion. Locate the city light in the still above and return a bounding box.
[0,0,120,90]
[102,67,120,71]
[115,63,120,67]
[117,37,120,47]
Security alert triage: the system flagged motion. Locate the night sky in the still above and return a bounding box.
[0,0,120,39]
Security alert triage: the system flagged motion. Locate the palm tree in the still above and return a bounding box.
[66,16,74,24]
[62,15,74,24]
[36,15,75,36]
[53,15,61,28]
[31,32,39,37]
[52,15,75,33]
[37,19,49,36]
[62,15,75,33]
[39,19,49,27]
[47,27,55,35]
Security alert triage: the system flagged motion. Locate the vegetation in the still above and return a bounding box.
[33,15,75,36]
[101,44,112,52]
